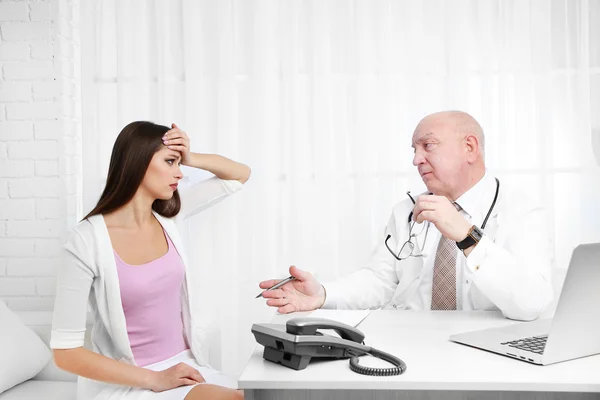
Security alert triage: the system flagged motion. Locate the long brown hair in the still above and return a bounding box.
[83,121,181,220]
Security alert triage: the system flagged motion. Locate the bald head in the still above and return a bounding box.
[419,111,485,158]
[411,110,486,200]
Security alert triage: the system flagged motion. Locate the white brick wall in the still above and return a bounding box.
[0,0,82,311]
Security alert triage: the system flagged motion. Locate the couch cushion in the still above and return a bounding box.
[15,311,79,382]
[15,310,94,382]
[0,381,77,400]
[0,301,52,394]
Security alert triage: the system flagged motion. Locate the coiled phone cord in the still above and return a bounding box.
[348,347,407,376]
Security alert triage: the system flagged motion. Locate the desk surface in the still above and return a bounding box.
[238,311,600,392]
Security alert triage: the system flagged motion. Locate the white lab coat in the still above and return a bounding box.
[323,173,554,321]
[50,177,243,399]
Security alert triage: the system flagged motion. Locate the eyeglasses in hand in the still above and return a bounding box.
[384,191,430,260]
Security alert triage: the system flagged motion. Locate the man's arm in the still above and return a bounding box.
[464,205,554,321]
[322,203,410,310]
[259,201,415,313]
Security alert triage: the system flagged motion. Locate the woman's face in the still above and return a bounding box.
[140,147,184,200]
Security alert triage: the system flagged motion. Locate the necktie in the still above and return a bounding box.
[431,203,460,310]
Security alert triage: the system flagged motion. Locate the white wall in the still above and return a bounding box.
[0,0,81,311]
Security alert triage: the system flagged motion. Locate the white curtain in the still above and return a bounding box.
[80,0,600,376]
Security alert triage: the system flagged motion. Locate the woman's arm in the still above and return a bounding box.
[52,229,203,392]
[162,123,251,184]
[54,347,152,388]
[185,153,251,184]
[53,347,203,392]
[51,231,153,389]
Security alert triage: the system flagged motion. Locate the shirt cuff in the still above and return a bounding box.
[220,179,244,193]
[321,281,342,309]
[50,329,86,349]
[465,235,492,273]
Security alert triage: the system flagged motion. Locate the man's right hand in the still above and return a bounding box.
[258,266,326,314]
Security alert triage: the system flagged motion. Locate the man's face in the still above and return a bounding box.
[411,116,466,197]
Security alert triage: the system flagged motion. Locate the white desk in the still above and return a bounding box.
[239,311,600,400]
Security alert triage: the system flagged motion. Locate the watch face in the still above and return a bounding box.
[471,226,483,242]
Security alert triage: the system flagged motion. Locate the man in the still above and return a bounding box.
[259,111,554,321]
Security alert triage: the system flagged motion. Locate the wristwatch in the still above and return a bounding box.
[456,225,483,250]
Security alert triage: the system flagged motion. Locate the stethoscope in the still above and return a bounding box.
[407,177,500,230]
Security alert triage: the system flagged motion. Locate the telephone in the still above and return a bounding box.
[251,317,406,376]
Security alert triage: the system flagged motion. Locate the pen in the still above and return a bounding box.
[255,276,296,298]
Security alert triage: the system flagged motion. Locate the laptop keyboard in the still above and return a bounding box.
[501,335,547,354]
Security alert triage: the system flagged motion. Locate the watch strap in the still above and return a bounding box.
[456,225,482,250]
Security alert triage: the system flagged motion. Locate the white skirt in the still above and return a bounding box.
[102,350,237,400]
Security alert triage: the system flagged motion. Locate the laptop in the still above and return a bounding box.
[450,243,600,365]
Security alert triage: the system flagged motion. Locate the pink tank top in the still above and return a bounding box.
[114,231,189,367]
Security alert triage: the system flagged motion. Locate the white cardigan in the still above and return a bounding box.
[50,177,243,399]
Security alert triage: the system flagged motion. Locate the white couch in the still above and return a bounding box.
[0,310,89,400]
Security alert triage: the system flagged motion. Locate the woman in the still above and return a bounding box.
[50,121,250,400]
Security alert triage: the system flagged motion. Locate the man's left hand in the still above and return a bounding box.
[413,195,472,242]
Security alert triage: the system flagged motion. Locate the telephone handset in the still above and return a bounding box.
[251,317,406,376]
[286,318,365,342]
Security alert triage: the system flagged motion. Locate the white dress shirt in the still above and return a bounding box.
[323,172,554,321]
[410,172,500,311]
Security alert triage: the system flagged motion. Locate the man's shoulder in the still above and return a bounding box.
[497,179,547,216]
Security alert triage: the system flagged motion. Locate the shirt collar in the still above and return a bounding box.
[454,171,496,223]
